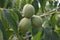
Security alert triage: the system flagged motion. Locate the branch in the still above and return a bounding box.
[40,7,60,17]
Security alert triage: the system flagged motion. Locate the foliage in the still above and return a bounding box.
[0,0,60,40]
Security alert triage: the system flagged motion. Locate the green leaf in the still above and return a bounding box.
[55,26,60,34]
[26,0,33,4]
[52,31,60,40]
[20,0,26,11]
[0,0,6,8]
[14,0,20,9]
[32,0,39,14]
[33,28,42,40]
[0,29,3,40]
[49,13,57,29]
[32,27,40,36]
[38,0,47,13]
[1,8,23,40]
[44,27,52,40]
[0,9,9,29]
[54,1,58,8]
[0,15,8,40]
[57,14,60,27]
[5,0,13,8]
[9,9,19,24]
[13,9,22,21]
[0,10,2,20]
[2,9,18,32]
[49,0,54,9]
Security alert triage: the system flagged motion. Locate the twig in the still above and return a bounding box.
[40,7,60,17]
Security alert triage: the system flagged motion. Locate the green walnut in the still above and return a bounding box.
[31,15,42,28]
[18,18,32,34]
[22,4,35,18]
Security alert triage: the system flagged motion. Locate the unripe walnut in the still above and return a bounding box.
[31,15,42,28]
[18,18,32,34]
[22,4,35,18]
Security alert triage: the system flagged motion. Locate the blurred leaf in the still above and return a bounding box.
[41,19,51,40]
[42,20,49,28]
[57,14,60,27]
[9,9,19,24]
[33,28,42,40]
[42,20,59,40]
[51,31,59,40]
[0,0,6,8]
[32,0,39,14]
[54,1,58,8]
[55,26,60,33]
[44,27,59,40]
[0,9,9,30]
[20,0,33,11]
[14,0,20,9]
[0,10,1,20]
[38,0,47,13]
[44,27,52,40]
[32,27,40,36]
[13,9,22,21]
[49,13,57,29]
[9,34,18,40]
[0,15,8,40]
[20,0,26,11]
[5,0,14,8]
[0,9,23,40]
[0,10,14,40]
[26,0,33,4]
[0,29,3,40]
[48,0,55,9]
[2,9,18,32]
